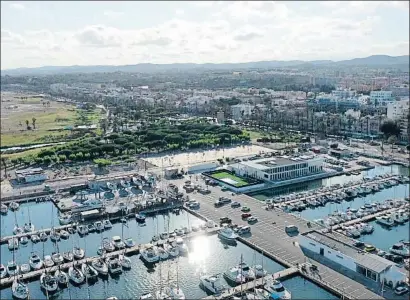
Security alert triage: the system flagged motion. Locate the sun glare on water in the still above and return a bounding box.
[188,236,211,273]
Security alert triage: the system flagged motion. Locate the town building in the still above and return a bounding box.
[231,104,253,121]
[228,155,324,183]
[387,99,410,142]
[15,168,48,183]
[216,111,225,124]
[299,230,407,289]
[369,91,393,106]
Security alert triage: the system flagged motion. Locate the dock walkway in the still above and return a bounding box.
[202,267,299,299]
[0,228,219,287]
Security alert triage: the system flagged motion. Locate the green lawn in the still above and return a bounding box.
[210,171,250,187]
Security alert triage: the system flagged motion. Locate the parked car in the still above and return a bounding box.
[241,206,250,212]
[231,201,241,208]
[241,213,252,219]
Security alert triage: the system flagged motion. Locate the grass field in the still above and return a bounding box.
[210,171,250,187]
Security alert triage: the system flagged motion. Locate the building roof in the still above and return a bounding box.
[15,167,44,176]
[237,155,319,170]
[304,231,393,274]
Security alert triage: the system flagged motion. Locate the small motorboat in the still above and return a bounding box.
[218,225,237,243]
[252,265,267,278]
[23,223,35,233]
[29,252,43,270]
[20,236,29,245]
[81,263,99,281]
[31,234,40,243]
[106,256,123,274]
[264,279,292,300]
[9,201,20,211]
[0,264,7,279]
[103,219,113,229]
[63,251,74,262]
[40,273,58,293]
[68,266,85,284]
[95,221,104,231]
[135,213,146,223]
[102,238,115,252]
[124,237,136,248]
[67,227,76,234]
[175,237,189,254]
[112,236,125,249]
[390,243,410,257]
[0,203,8,214]
[77,225,89,235]
[39,232,48,242]
[50,230,61,242]
[20,264,30,274]
[200,273,225,295]
[43,255,55,268]
[164,243,179,258]
[13,226,24,235]
[152,235,160,242]
[12,279,29,299]
[160,232,169,240]
[52,252,64,265]
[60,230,70,239]
[7,261,19,276]
[73,247,85,260]
[8,238,19,250]
[119,254,132,269]
[87,223,96,233]
[55,269,69,286]
[59,213,72,225]
[158,247,169,260]
[91,258,108,275]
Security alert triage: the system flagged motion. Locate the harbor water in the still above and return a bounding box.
[0,210,337,299]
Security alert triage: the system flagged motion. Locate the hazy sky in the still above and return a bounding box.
[1,1,409,69]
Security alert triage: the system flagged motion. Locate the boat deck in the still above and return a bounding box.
[201,267,299,299]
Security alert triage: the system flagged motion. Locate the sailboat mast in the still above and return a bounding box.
[240,254,243,295]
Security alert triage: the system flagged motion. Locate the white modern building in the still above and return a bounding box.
[387,99,410,142]
[228,155,324,183]
[231,104,253,121]
[369,91,393,106]
[299,231,407,288]
[15,168,48,183]
[332,88,356,99]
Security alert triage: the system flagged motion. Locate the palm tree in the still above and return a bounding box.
[32,117,37,129]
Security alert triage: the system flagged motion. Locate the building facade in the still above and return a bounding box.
[15,168,48,183]
[369,91,393,106]
[229,155,324,182]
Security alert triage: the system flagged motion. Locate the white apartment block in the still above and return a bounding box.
[231,104,253,121]
[369,91,393,106]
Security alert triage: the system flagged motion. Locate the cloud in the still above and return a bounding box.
[175,9,184,16]
[9,2,25,10]
[74,25,123,48]
[103,10,124,18]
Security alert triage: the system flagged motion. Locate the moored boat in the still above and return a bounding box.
[68,265,85,284]
[40,273,58,293]
[12,279,29,299]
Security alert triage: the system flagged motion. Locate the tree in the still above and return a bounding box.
[380,120,401,138]
[387,135,398,149]
[32,117,37,129]
[93,158,112,169]
[25,120,30,130]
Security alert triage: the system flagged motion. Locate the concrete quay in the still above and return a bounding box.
[180,179,385,300]
[202,267,299,299]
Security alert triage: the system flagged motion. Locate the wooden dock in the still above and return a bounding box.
[0,223,79,244]
[0,228,219,287]
[202,267,299,299]
[276,174,401,208]
[332,204,409,230]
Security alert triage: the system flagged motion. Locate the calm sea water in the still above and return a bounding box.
[0,210,337,299]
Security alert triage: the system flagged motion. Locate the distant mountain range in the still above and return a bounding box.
[2,55,409,76]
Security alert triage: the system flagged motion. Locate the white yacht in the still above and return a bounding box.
[23,223,35,233]
[376,216,394,227]
[7,261,19,276]
[140,244,159,263]
[20,236,29,245]
[59,213,72,225]
[164,284,185,299]
[43,255,54,268]
[223,266,246,284]
[390,243,410,257]
[81,263,99,281]
[106,256,123,274]
[29,252,43,270]
[13,226,24,235]
[68,266,85,284]
[158,247,170,260]
[9,201,20,211]
[103,219,113,229]
[0,204,8,214]
[200,274,225,294]
[175,238,188,254]
[20,264,30,274]
[63,251,74,262]
[73,247,85,260]
[95,221,104,231]
[8,238,19,250]
[112,236,126,249]
[218,225,237,243]
[237,262,255,280]
[55,270,69,286]
[39,232,48,242]
[77,225,89,235]
[164,243,179,258]
[345,226,361,238]
[124,237,136,248]
[102,238,115,252]
[252,265,268,278]
[91,258,108,275]
[119,254,132,269]
[264,280,292,300]
[40,273,58,293]
[50,230,61,241]
[12,279,29,299]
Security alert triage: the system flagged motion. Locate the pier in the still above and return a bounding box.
[181,178,385,300]
[332,204,409,230]
[0,227,219,288]
[275,174,402,208]
[202,267,299,299]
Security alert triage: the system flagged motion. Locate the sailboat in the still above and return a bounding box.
[13,210,24,235]
[23,205,34,232]
[159,257,186,299]
[40,272,58,293]
[68,263,85,284]
[12,278,29,299]
[55,267,69,286]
